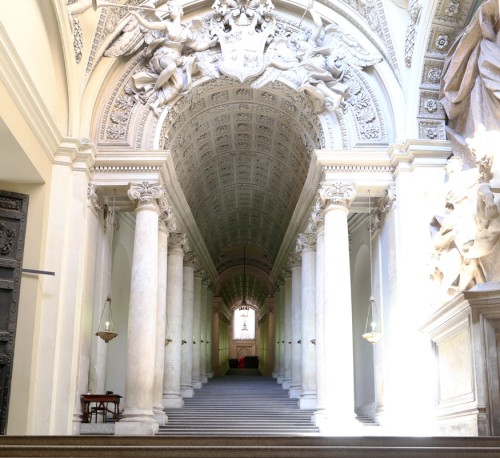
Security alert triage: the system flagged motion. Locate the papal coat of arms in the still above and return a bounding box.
[211,0,276,82]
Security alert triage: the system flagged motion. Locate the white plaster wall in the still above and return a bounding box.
[105,213,133,403]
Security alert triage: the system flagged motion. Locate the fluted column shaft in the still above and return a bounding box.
[321,182,357,432]
[298,233,317,409]
[153,223,168,424]
[290,257,302,399]
[181,256,195,398]
[115,182,163,436]
[163,233,185,408]
[192,272,202,389]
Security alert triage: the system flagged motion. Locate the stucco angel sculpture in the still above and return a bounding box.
[260,4,381,113]
[105,0,218,115]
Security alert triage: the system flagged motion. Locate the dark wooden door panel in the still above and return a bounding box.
[0,191,28,434]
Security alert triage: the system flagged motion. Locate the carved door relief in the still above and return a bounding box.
[0,191,28,434]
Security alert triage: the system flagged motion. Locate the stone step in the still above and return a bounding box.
[3,436,500,457]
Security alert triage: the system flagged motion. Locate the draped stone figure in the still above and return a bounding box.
[440,0,500,165]
[430,132,500,301]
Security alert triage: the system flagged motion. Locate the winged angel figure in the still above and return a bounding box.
[104,0,218,115]
[254,5,382,113]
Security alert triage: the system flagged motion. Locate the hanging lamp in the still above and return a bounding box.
[96,296,118,343]
[96,190,118,343]
[362,190,382,345]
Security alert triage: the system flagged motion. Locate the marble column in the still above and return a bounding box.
[312,204,326,425]
[192,268,203,389]
[163,232,185,408]
[282,268,293,390]
[181,251,195,398]
[267,301,275,377]
[206,285,214,378]
[319,181,358,433]
[289,254,302,399]
[277,279,285,384]
[153,219,169,425]
[297,232,317,409]
[200,279,208,384]
[115,182,163,436]
[272,284,280,379]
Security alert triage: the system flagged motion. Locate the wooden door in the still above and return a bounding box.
[0,191,28,434]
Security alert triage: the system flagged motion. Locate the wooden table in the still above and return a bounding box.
[80,394,122,423]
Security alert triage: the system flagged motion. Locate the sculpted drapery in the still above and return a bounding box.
[440,0,500,160]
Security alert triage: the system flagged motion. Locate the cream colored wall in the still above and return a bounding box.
[0,1,69,135]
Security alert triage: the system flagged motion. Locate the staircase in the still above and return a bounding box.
[158,369,320,436]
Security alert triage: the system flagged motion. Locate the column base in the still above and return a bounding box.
[163,396,184,408]
[181,386,194,398]
[312,409,327,427]
[193,379,202,389]
[282,379,291,389]
[201,375,208,384]
[299,396,317,410]
[289,386,301,398]
[277,375,284,384]
[153,410,168,426]
[318,411,362,436]
[272,371,278,379]
[115,419,158,436]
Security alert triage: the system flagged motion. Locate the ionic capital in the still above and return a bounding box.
[184,250,196,267]
[309,198,324,232]
[168,232,187,251]
[287,252,301,269]
[87,182,103,210]
[319,181,356,209]
[296,232,317,253]
[128,182,164,209]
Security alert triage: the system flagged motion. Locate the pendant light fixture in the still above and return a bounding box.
[96,296,118,343]
[96,190,118,343]
[362,190,382,344]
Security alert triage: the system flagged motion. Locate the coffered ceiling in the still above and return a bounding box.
[164,80,323,305]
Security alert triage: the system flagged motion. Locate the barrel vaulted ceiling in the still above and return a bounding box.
[162,80,323,306]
